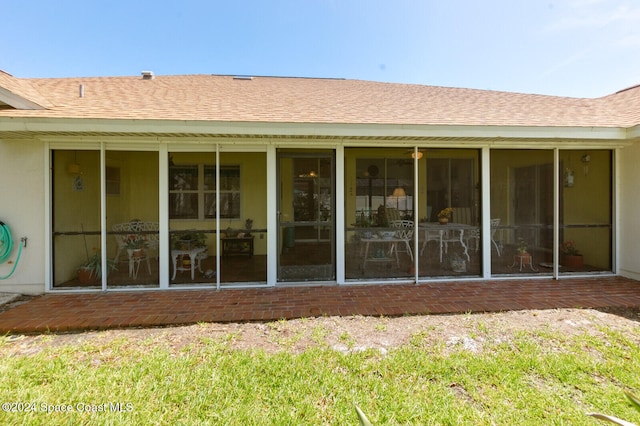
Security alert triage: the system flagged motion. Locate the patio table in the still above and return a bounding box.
[419,222,476,263]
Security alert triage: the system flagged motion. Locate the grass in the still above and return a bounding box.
[1,321,640,425]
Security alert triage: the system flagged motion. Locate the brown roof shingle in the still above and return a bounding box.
[0,72,638,128]
[0,70,51,109]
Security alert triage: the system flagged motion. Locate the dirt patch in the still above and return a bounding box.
[2,307,639,357]
[0,294,37,314]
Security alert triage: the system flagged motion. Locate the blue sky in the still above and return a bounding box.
[2,0,640,98]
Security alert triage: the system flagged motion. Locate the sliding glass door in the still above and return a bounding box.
[278,151,335,282]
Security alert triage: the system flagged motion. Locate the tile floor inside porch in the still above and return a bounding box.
[55,240,605,290]
[1,276,639,334]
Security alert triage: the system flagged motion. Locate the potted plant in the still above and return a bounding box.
[561,240,583,269]
[516,237,531,261]
[449,253,467,273]
[245,218,253,236]
[438,207,454,224]
[124,234,148,258]
[170,231,207,250]
[77,250,116,284]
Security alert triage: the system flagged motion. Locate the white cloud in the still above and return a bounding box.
[547,2,640,32]
[611,34,640,48]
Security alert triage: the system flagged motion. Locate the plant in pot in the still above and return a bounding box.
[124,234,148,258]
[449,253,467,273]
[561,240,583,269]
[170,231,207,250]
[171,231,208,268]
[516,237,531,260]
[245,218,253,236]
[438,207,454,224]
[77,250,116,284]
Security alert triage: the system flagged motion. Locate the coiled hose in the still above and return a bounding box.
[0,221,25,280]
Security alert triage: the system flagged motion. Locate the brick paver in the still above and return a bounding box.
[1,276,639,334]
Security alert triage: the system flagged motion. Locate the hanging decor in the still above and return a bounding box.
[564,168,575,187]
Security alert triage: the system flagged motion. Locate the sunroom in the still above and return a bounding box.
[48,139,616,291]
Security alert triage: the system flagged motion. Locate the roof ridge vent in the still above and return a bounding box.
[233,75,254,80]
[141,71,155,80]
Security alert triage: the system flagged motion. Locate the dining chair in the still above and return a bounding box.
[490,218,502,256]
[420,226,442,257]
[462,218,502,256]
[390,220,414,261]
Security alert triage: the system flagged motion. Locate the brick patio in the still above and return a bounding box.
[1,276,639,334]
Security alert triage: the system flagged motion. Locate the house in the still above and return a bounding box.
[1,69,639,294]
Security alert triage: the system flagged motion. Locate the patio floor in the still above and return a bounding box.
[1,276,639,334]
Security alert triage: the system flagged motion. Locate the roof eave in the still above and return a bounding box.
[0,88,48,110]
[0,116,631,142]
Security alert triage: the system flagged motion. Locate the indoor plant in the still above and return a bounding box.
[77,250,116,284]
[516,237,528,254]
[516,237,532,262]
[561,240,583,268]
[437,207,454,224]
[124,234,148,257]
[170,232,207,250]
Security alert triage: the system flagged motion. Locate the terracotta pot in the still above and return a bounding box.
[438,218,449,225]
[562,254,583,269]
[77,267,95,284]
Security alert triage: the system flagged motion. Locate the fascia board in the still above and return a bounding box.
[625,124,640,140]
[0,88,47,110]
[0,116,629,141]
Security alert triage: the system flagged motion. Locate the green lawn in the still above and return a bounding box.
[1,317,640,425]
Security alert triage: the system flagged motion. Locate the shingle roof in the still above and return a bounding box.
[0,70,51,109]
[0,72,638,128]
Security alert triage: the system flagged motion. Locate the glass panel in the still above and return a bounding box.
[107,151,160,288]
[490,150,554,276]
[278,153,335,282]
[345,148,415,280]
[559,150,612,274]
[218,166,241,219]
[52,150,102,289]
[169,165,198,219]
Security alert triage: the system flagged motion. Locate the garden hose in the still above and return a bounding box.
[0,221,26,280]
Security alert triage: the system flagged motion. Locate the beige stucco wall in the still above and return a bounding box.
[619,141,640,279]
[0,139,46,294]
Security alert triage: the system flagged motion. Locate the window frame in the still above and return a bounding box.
[169,164,241,221]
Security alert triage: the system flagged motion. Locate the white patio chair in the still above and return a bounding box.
[490,218,502,256]
[463,218,502,256]
[112,220,159,267]
[390,220,414,261]
[420,226,442,257]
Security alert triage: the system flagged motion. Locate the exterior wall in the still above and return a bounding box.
[0,139,46,294]
[619,141,640,279]
[0,135,630,295]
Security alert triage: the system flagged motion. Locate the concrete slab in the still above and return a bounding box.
[0,292,21,306]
